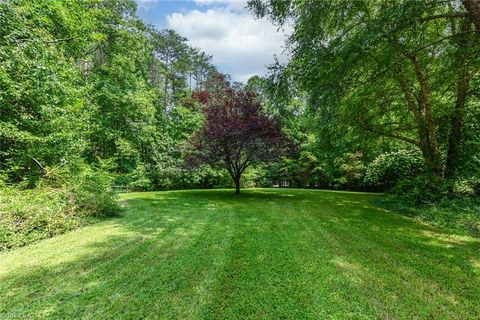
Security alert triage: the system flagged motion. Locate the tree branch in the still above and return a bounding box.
[31,157,45,172]
[350,30,476,93]
[12,36,80,45]
[359,120,420,146]
[420,12,468,22]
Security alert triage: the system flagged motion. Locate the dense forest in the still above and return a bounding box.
[1,0,220,191]
[1,0,480,249]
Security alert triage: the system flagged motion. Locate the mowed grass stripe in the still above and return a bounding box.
[1,189,479,319]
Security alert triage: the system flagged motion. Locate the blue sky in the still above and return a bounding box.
[135,0,289,82]
[136,0,198,29]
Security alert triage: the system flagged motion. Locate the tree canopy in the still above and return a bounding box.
[188,76,289,194]
[1,0,479,198]
[0,0,217,189]
[248,0,480,181]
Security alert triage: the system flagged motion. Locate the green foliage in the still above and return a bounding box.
[118,164,153,191]
[379,193,480,236]
[334,152,366,190]
[452,178,478,197]
[389,174,448,205]
[0,0,218,192]
[0,187,79,250]
[377,171,480,234]
[249,0,480,182]
[158,164,231,190]
[68,167,120,217]
[364,149,424,190]
[35,159,121,217]
[0,0,90,185]
[0,161,120,250]
[239,166,265,188]
[387,172,479,204]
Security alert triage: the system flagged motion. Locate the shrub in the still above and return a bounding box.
[69,168,120,217]
[0,187,79,250]
[115,164,153,191]
[378,194,480,236]
[364,149,424,190]
[389,174,447,205]
[452,179,478,197]
[336,152,366,190]
[0,164,121,250]
[240,166,266,188]
[36,160,121,217]
[379,173,480,235]
[389,174,479,206]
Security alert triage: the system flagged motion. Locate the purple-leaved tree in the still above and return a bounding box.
[188,75,290,194]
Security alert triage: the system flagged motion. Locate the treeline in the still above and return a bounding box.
[0,0,225,249]
[0,0,220,190]
[247,0,480,193]
[2,0,480,196]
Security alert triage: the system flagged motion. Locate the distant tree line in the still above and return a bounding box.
[2,0,479,198]
[0,0,220,190]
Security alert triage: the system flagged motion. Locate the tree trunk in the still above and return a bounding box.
[163,55,169,131]
[235,177,240,194]
[410,55,443,176]
[397,62,442,177]
[163,76,168,123]
[445,20,470,178]
[226,162,242,194]
[445,84,466,178]
[462,0,480,33]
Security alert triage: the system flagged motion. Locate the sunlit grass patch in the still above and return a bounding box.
[1,188,479,319]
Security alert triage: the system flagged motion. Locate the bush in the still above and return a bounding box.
[241,166,266,188]
[0,165,120,250]
[389,174,447,205]
[335,152,366,190]
[69,168,120,217]
[389,175,479,205]
[114,164,154,191]
[0,187,79,250]
[36,161,121,216]
[379,174,480,235]
[364,149,424,190]
[452,179,478,197]
[378,194,480,236]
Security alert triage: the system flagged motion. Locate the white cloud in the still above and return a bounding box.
[135,0,158,11]
[167,6,290,82]
[235,73,258,83]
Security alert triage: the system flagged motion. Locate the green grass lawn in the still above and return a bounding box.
[1,189,479,319]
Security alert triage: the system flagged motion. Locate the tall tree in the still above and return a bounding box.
[249,0,480,178]
[0,0,219,190]
[188,76,290,194]
[0,0,98,184]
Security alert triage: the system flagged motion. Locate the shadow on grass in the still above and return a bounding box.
[1,202,235,319]
[1,188,479,319]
